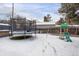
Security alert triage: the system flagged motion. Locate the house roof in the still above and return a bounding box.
[36,22,55,29]
[55,25,79,28]
[0,30,9,31]
[36,22,55,25]
[0,23,10,26]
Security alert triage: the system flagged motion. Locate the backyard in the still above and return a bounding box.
[0,3,79,56]
[0,34,79,56]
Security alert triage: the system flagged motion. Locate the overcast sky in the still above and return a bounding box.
[0,3,62,22]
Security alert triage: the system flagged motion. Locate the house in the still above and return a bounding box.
[36,22,55,33]
[0,23,10,37]
[0,23,10,30]
[36,21,79,35]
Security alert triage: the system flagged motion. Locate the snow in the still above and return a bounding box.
[36,22,55,25]
[12,31,33,34]
[36,22,55,29]
[0,23,10,26]
[0,30,9,31]
[56,25,79,28]
[0,34,79,56]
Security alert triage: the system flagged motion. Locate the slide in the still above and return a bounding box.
[64,32,72,42]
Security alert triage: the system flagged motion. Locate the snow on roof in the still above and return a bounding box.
[0,23,10,26]
[67,25,79,27]
[55,25,79,28]
[36,22,55,25]
[36,22,55,29]
[0,30,9,31]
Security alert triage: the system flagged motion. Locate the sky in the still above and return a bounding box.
[0,3,62,22]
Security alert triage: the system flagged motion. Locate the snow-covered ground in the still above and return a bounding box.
[0,34,79,56]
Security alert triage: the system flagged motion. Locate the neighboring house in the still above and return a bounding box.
[0,23,10,37]
[0,23,10,30]
[36,22,55,33]
[36,20,79,35]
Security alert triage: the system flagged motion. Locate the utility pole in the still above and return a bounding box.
[10,3,14,36]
